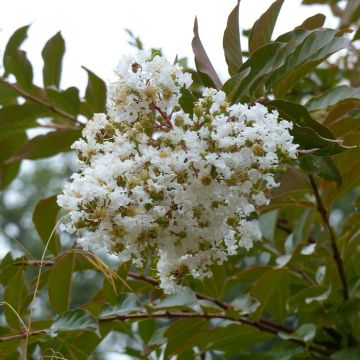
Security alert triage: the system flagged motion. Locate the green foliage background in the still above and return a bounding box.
[0,0,360,359]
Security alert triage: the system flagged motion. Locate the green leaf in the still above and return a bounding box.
[50,309,99,334]
[32,195,61,255]
[3,268,28,329]
[48,252,75,314]
[306,85,360,111]
[248,0,284,55]
[179,88,196,116]
[47,87,80,116]
[223,1,242,76]
[279,323,316,343]
[81,67,107,116]
[7,129,81,162]
[268,100,347,156]
[192,17,222,89]
[269,29,349,98]
[42,331,100,360]
[0,103,52,139]
[5,50,33,91]
[300,154,342,186]
[331,347,360,360]
[0,131,26,189]
[196,324,274,354]
[250,268,289,323]
[3,25,29,75]
[297,13,326,30]
[0,82,19,105]
[155,288,197,310]
[259,210,278,241]
[42,32,65,88]
[164,318,207,358]
[138,319,157,345]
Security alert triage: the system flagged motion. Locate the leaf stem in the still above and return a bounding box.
[308,174,349,301]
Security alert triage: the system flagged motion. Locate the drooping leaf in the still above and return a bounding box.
[7,129,81,162]
[250,268,289,323]
[81,67,107,116]
[268,100,347,156]
[223,1,242,76]
[42,32,65,88]
[297,13,326,30]
[50,309,99,334]
[48,252,75,314]
[32,195,61,255]
[306,85,360,111]
[248,0,284,55]
[192,17,222,89]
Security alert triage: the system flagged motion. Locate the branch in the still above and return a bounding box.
[14,260,301,335]
[0,311,330,356]
[0,78,79,124]
[308,175,349,301]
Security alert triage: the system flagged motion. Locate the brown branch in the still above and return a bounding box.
[308,175,349,301]
[0,330,46,343]
[14,260,300,335]
[0,312,329,356]
[0,78,79,124]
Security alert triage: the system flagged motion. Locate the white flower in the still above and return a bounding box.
[58,52,298,293]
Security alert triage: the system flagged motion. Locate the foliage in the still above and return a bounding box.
[0,0,360,359]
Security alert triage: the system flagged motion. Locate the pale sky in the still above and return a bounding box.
[0,0,336,93]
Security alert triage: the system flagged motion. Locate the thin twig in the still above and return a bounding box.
[0,78,79,124]
[308,175,349,301]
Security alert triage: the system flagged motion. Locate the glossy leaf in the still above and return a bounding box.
[306,85,360,111]
[7,129,81,162]
[248,0,284,55]
[223,1,242,76]
[269,29,349,98]
[42,32,65,88]
[268,100,346,156]
[50,309,99,334]
[192,17,222,89]
[48,252,75,314]
[32,195,61,255]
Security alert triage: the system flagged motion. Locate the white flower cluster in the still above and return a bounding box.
[58,51,297,293]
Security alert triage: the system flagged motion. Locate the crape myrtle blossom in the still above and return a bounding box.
[57,51,298,293]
